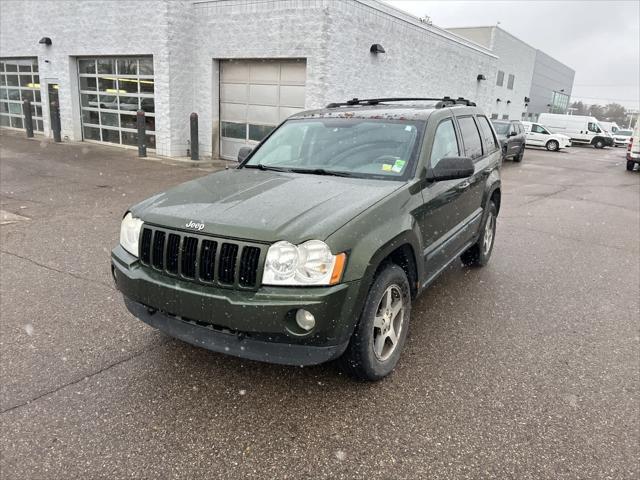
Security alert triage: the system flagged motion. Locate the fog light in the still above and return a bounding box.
[295,309,316,331]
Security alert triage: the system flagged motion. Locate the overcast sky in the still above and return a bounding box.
[385,1,640,110]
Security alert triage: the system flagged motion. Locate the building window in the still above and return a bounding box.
[0,57,43,132]
[502,114,509,120]
[507,74,515,90]
[490,113,498,120]
[496,70,505,87]
[549,91,570,114]
[78,56,155,149]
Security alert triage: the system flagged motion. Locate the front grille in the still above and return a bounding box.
[139,225,264,289]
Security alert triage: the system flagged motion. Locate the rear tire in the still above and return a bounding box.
[594,139,605,149]
[339,264,411,381]
[513,146,524,162]
[546,140,559,152]
[461,201,497,267]
[627,160,636,171]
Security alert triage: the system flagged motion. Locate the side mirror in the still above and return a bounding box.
[428,157,475,182]
[508,131,517,137]
[237,146,252,162]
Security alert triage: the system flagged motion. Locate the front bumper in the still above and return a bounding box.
[111,246,362,365]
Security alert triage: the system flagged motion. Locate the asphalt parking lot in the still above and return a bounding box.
[1,132,638,479]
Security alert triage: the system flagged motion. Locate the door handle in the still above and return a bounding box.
[458,181,470,190]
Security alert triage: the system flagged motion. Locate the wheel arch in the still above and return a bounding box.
[361,231,423,301]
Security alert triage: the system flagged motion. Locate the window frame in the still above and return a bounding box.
[507,74,515,90]
[496,70,505,87]
[455,115,485,162]
[476,115,500,154]
[428,117,461,169]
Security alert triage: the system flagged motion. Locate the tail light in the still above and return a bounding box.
[627,138,633,152]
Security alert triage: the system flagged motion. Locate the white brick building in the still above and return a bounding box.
[0,1,571,160]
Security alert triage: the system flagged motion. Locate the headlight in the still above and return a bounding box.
[263,240,346,286]
[119,212,143,257]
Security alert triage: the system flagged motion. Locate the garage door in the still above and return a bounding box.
[77,56,156,149]
[219,59,306,160]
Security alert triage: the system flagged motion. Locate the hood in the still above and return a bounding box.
[132,168,402,243]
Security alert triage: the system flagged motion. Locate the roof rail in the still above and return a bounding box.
[326,96,476,108]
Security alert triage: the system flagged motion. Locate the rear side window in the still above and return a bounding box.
[477,116,499,151]
[429,119,460,168]
[457,116,483,160]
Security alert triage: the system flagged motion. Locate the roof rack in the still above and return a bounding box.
[326,96,476,108]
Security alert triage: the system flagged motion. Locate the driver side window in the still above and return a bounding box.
[430,119,460,168]
[532,124,548,134]
[588,122,601,133]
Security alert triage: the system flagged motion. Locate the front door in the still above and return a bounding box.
[47,82,59,137]
[420,117,476,279]
[528,123,550,145]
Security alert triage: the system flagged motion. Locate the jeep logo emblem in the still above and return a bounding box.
[185,220,205,231]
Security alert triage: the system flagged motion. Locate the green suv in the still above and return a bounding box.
[112,97,502,380]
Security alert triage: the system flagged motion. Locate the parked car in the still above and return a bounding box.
[537,113,613,148]
[522,121,572,151]
[612,128,633,147]
[599,121,620,135]
[112,96,503,381]
[491,119,526,161]
[627,120,640,171]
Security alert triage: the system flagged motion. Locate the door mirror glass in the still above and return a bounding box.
[237,146,252,162]
[508,130,517,137]
[428,156,475,182]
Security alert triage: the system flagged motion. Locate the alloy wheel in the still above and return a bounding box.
[483,212,495,255]
[372,285,405,361]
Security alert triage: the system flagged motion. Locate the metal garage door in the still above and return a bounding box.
[219,59,306,160]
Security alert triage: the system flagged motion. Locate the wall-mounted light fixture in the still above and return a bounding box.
[39,37,52,46]
[496,98,502,102]
[507,100,511,104]
[370,44,385,54]
[477,74,486,81]
[524,96,530,103]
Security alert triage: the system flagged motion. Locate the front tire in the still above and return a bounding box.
[594,139,605,149]
[339,264,411,381]
[461,200,497,267]
[546,140,559,152]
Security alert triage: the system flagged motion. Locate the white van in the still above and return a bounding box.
[537,113,614,149]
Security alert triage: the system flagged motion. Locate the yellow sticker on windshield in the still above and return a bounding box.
[382,164,393,172]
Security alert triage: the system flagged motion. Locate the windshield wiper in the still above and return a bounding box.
[288,168,355,177]
[243,164,292,172]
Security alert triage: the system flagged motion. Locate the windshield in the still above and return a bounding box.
[492,122,510,135]
[243,118,425,180]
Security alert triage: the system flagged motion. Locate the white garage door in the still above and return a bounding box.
[219,59,306,161]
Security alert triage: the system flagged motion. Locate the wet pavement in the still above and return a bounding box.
[1,132,638,479]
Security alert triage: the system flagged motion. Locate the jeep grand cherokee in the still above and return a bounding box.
[111,96,502,380]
